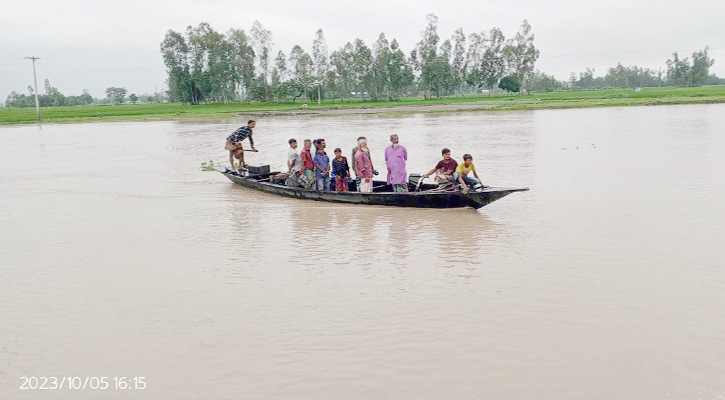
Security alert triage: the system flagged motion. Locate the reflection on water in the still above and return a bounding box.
[2,104,725,400]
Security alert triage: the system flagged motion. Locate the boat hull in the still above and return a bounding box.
[216,169,528,209]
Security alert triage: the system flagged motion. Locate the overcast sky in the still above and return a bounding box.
[1,0,723,99]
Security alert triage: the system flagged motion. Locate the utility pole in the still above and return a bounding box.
[25,56,41,121]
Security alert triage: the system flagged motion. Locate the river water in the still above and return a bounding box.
[1,104,724,400]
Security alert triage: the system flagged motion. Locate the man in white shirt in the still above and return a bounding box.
[286,139,310,188]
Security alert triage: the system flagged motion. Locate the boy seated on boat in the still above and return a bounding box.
[422,148,458,185]
[452,154,487,194]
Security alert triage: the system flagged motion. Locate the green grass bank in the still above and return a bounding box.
[2,85,725,125]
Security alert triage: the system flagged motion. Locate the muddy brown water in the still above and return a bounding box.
[1,104,724,399]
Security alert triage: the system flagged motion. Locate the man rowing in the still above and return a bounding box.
[225,119,257,170]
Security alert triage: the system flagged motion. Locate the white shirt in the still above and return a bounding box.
[288,148,303,172]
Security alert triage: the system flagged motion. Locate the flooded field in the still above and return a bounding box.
[1,104,724,399]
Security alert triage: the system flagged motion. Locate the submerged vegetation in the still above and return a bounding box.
[201,160,225,171]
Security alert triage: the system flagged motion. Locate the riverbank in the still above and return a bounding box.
[2,85,724,124]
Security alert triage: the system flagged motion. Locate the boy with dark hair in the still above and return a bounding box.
[331,148,350,191]
[453,153,485,194]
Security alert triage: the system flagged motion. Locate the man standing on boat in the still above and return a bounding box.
[300,139,315,182]
[285,138,308,188]
[385,134,408,192]
[351,136,375,178]
[355,138,374,192]
[313,146,331,191]
[225,120,257,170]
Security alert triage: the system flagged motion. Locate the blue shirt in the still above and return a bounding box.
[313,153,330,178]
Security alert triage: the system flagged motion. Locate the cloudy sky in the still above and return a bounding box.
[1,0,723,99]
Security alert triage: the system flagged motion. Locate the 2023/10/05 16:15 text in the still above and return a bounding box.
[19,376,147,390]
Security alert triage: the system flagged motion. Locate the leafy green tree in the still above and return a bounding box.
[388,39,414,99]
[330,42,356,102]
[42,79,65,106]
[105,87,128,104]
[249,76,270,101]
[411,14,455,97]
[690,47,714,86]
[273,80,297,102]
[417,14,439,61]
[312,29,329,80]
[325,70,337,100]
[503,20,539,94]
[439,39,452,60]
[498,75,520,93]
[186,23,214,103]
[352,39,373,99]
[464,32,485,89]
[271,67,281,88]
[160,29,193,103]
[451,28,467,94]
[287,45,315,102]
[415,13,441,98]
[5,91,33,107]
[275,50,288,82]
[483,28,507,91]
[79,89,93,105]
[227,28,256,101]
[250,21,273,87]
[706,74,725,85]
[467,28,506,95]
[422,56,453,97]
[666,52,691,86]
[526,70,563,92]
[189,22,239,102]
[371,33,391,100]
[311,29,329,102]
[578,68,596,89]
[129,93,138,104]
[604,63,627,87]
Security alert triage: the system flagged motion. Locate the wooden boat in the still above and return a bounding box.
[215,167,529,209]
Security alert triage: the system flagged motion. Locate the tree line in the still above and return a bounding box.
[159,15,540,104]
[5,81,171,107]
[5,79,93,107]
[567,47,717,90]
